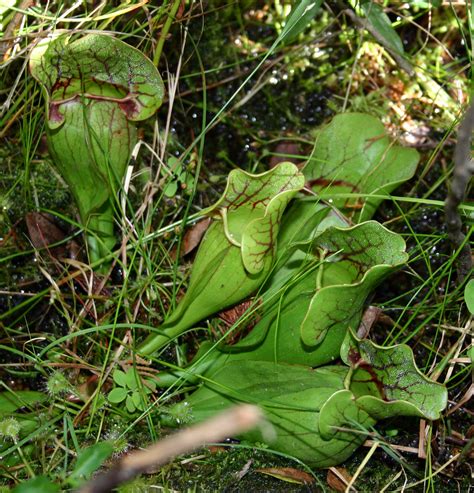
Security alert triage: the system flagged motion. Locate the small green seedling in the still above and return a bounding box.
[108,368,156,414]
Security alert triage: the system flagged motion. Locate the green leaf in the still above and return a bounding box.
[464,279,474,314]
[205,161,305,274]
[13,476,60,493]
[126,394,136,413]
[281,0,323,42]
[0,391,46,416]
[112,369,128,387]
[183,360,356,468]
[318,389,374,440]
[305,113,419,221]
[361,1,404,55]
[173,339,447,467]
[124,368,139,390]
[149,219,410,385]
[219,221,407,368]
[68,442,114,486]
[131,390,145,411]
[30,33,164,126]
[138,162,304,356]
[107,387,128,404]
[300,221,408,346]
[164,179,179,198]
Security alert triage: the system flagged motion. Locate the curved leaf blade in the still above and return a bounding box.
[361,1,404,55]
[342,333,448,421]
[300,221,408,346]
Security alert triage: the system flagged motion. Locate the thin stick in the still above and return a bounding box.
[445,103,474,282]
[343,8,414,76]
[79,404,263,493]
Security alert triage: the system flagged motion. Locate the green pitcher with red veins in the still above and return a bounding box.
[30,33,164,270]
[166,333,447,467]
[137,162,305,356]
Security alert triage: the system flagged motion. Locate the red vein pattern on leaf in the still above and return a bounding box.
[224,173,297,211]
[246,215,277,270]
[348,348,388,400]
[41,37,160,121]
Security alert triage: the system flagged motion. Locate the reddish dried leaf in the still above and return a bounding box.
[207,445,227,454]
[182,217,211,256]
[216,298,261,345]
[218,299,254,327]
[26,212,84,263]
[26,212,67,253]
[326,467,352,492]
[171,217,211,259]
[269,141,304,168]
[256,467,314,485]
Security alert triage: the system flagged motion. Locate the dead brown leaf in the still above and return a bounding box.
[269,141,304,168]
[207,445,227,454]
[26,212,68,259]
[216,298,261,344]
[357,305,382,339]
[255,467,314,485]
[171,217,211,259]
[327,466,353,492]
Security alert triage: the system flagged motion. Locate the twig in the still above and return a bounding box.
[343,8,414,76]
[0,0,34,60]
[445,103,474,282]
[78,404,263,493]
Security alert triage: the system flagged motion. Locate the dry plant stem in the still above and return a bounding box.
[343,8,414,76]
[0,0,34,59]
[445,103,474,282]
[79,404,263,493]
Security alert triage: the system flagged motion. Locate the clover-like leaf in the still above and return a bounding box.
[305,113,419,221]
[205,161,305,274]
[112,369,128,387]
[29,33,164,269]
[123,368,139,391]
[107,387,127,404]
[126,394,136,414]
[138,163,304,356]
